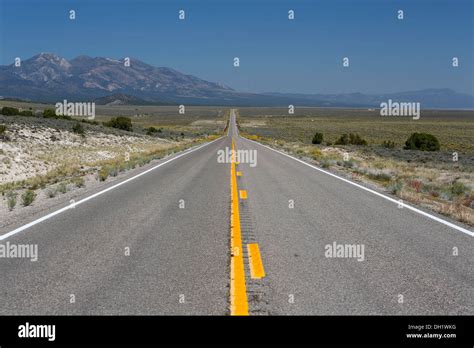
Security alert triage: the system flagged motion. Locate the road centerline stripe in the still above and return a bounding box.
[230,139,249,316]
[247,243,265,279]
[239,190,247,199]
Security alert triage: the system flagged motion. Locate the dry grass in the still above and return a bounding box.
[238,108,474,153]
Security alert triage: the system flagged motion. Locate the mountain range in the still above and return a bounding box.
[1,53,473,109]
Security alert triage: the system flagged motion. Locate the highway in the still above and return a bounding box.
[0,109,473,315]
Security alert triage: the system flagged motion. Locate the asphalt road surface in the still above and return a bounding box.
[1,109,473,315]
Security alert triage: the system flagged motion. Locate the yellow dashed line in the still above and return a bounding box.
[230,140,248,316]
[239,190,247,199]
[237,171,242,177]
[247,244,266,279]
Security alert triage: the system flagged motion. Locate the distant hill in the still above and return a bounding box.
[264,89,474,109]
[93,93,157,106]
[1,53,473,108]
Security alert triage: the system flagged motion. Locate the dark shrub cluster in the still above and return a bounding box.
[1,106,34,117]
[1,106,19,115]
[72,122,85,135]
[404,133,440,151]
[43,108,73,120]
[311,132,324,144]
[81,119,99,125]
[21,190,37,206]
[335,133,367,146]
[146,126,158,135]
[43,108,57,118]
[0,124,9,141]
[103,117,133,131]
[381,140,396,148]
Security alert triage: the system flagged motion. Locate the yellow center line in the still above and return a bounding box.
[230,139,248,315]
[237,171,242,177]
[239,190,247,199]
[247,243,266,279]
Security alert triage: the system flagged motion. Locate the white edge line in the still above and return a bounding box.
[0,136,225,241]
[243,137,474,238]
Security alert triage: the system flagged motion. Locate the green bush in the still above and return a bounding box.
[381,140,396,149]
[349,133,367,145]
[43,108,57,118]
[72,122,85,135]
[388,181,403,194]
[451,181,467,196]
[404,133,440,151]
[335,133,367,146]
[58,182,68,194]
[367,172,391,182]
[21,190,37,206]
[342,160,354,168]
[19,110,34,116]
[98,167,110,181]
[0,124,6,135]
[440,191,454,201]
[119,161,128,172]
[320,159,331,168]
[1,106,19,115]
[43,109,72,120]
[146,126,158,135]
[335,134,349,145]
[81,119,99,125]
[311,132,324,144]
[103,117,133,131]
[6,191,17,211]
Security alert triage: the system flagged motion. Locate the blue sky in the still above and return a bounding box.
[0,0,472,94]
